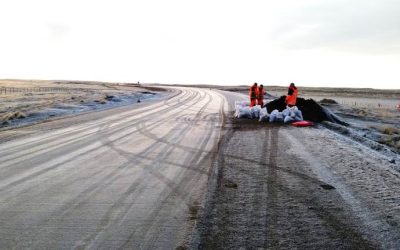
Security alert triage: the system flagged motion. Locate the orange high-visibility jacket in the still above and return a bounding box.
[249,86,258,99]
[257,87,264,99]
[286,86,298,106]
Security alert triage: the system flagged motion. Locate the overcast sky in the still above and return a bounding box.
[1,0,399,88]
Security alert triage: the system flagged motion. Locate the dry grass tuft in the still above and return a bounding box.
[105,94,114,100]
[395,141,400,150]
[1,111,27,125]
[378,135,400,152]
[188,204,201,220]
[2,111,26,120]
[381,126,400,135]
[358,109,368,116]
[370,125,400,135]
[94,94,113,104]
[370,125,400,151]
[375,109,396,119]
[94,99,107,104]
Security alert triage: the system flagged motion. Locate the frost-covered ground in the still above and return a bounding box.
[224,86,400,155]
[191,90,400,249]
[0,80,168,129]
[320,101,400,157]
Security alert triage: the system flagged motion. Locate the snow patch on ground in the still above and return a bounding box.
[1,92,165,129]
[282,127,400,248]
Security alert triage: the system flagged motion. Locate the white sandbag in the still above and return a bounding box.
[237,106,252,119]
[269,109,284,123]
[295,110,303,121]
[234,106,240,118]
[283,106,303,123]
[259,107,269,122]
[284,116,295,123]
[234,100,250,118]
[250,105,261,119]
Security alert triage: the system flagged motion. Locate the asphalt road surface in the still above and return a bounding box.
[0,87,227,249]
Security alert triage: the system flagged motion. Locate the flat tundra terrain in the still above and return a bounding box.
[0,80,165,130]
[0,84,399,249]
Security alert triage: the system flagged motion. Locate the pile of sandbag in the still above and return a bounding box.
[265,96,346,124]
[234,101,303,124]
[234,101,262,119]
[268,106,303,123]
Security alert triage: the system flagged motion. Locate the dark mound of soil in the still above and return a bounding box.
[319,98,338,105]
[265,96,347,125]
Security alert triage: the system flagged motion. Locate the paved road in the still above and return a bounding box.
[0,87,227,249]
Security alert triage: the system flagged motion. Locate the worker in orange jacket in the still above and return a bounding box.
[257,84,265,107]
[249,82,258,107]
[286,82,298,107]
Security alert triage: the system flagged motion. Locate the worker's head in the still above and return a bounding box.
[253,82,258,86]
[260,84,263,88]
[290,82,295,87]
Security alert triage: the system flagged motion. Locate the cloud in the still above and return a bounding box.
[0,0,399,88]
[46,22,70,40]
[269,0,400,54]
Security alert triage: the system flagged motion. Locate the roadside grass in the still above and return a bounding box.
[357,109,368,116]
[382,126,400,135]
[378,136,400,152]
[94,93,114,104]
[369,125,400,152]
[1,111,27,124]
[369,124,400,135]
[375,109,397,119]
